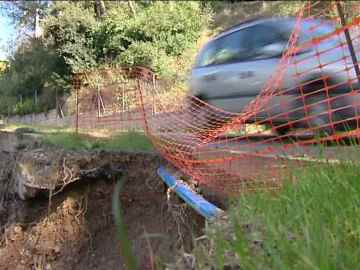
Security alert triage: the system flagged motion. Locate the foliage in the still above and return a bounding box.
[0,61,8,73]
[13,98,41,115]
[117,42,172,76]
[195,159,360,269]
[0,38,69,115]
[0,0,49,35]
[267,1,304,17]
[0,95,16,116]
[10,40,66,96]
[41,1,209,76]
[204,1,304,32]
[43,1,98,72]
[93,1,209,76]
[205,0,358,33]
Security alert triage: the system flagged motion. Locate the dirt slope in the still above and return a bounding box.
[0,132,204,269]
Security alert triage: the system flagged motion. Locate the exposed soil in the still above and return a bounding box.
[0,131,205,270]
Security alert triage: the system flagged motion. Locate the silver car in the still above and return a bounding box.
[189,16,360,134]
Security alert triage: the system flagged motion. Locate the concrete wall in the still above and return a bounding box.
[6,109,74,128]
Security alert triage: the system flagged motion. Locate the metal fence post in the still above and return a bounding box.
[73,73,82,134]
[97,84,101,119]
[74,86,78,133]
[336,1,360,85]
[137,79,150,134]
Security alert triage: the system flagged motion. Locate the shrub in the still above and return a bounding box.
[93,1,210,76]
[116,41,172,76]
[13,99,38,115]
[0,38,69,116]
[44,1,98,72]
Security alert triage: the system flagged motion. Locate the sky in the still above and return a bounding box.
[0,14,15,60]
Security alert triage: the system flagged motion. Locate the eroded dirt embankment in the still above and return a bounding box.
[0,131,204,270]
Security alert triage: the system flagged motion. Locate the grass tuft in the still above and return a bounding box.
[196,159,360,269]
[112,179,138,270]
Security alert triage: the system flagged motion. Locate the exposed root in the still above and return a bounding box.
[166,188,188,247]
[52,158,79,197]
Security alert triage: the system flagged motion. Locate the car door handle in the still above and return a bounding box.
[293,48,312,56]
[238,71,254,79]
[203,74,217,81]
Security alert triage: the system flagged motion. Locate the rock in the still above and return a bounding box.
[14,127,36,135]
[13,225,23,234]
[0,131,19,152]
[53,245,61,254]
[16,179,39,200]
[13,149,60,199]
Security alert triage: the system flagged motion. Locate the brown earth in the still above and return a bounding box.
[0,131,205,270]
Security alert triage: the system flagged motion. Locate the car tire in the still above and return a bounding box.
[275,124,291,135]
[300,79,344,136]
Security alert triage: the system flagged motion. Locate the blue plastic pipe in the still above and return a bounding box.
[157,166,224,220]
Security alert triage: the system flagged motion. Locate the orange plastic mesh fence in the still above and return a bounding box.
[75,67,159,131]
[75,1,360,196]
[142,1,360,195]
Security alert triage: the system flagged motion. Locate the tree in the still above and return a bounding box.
[0,1,50,39]
[0,37,69,115]
[43,1,98,72]
[128,1,136,17]
[93,1,209,75]
[95,0,107,19]
[0,61,8,73]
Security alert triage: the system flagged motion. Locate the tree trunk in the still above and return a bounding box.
[262,1,268,11]
[128,1,136,17]
[95,0,106,19]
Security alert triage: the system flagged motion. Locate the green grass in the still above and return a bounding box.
[196,160,360,269]
[1,123,75,134]
[43,131,153,152]
[96,132,153,152]
[112,179,138,270]
[2,123,153,152]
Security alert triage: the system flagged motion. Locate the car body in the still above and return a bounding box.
[189,16,360,133]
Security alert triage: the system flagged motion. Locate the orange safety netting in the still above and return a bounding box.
[76,1,360,196]
[74,68,157,131]
[74,1,360,194]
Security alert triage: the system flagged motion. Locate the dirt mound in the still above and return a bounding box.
[0,147,204,269]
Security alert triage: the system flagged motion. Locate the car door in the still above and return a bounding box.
[191,23,289,113]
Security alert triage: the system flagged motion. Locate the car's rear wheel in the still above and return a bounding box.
[297,79,351,136]
[274,124,291,136]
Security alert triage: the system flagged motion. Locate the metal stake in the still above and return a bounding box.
[336,1,360,86]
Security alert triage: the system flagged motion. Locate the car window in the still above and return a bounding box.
[195,43,218,67]
[248,24,289,58]
[195,30,246,67]
[195,22,289,67]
